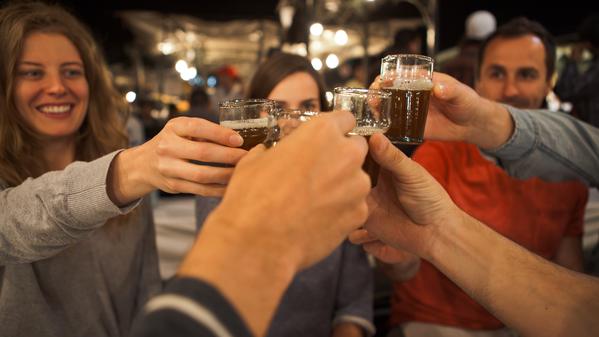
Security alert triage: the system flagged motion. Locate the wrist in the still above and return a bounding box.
[423,205,466,264]
[179,214,299,282]
[470,99,514,150]
[107,146,153,206]
[178,212,298,336]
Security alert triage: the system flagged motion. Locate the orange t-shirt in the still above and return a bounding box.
[390,141,588,330]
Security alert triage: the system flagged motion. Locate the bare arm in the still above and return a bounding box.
[429,212,599,337]
[360,133,599,337]
[177,112,371,336]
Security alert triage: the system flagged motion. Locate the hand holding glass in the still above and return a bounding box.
[219,99,276,150]
[264,109,319,148]
[380,54,433,145]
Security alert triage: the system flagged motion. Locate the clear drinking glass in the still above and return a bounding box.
[333,87,392,187]
[219,99,277,150]
[264,109,320,148]
[380,54,434,145]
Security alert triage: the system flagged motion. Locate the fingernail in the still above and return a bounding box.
[230,134,243,147]
[436,82,446,96]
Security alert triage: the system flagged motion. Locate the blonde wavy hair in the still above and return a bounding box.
[0,1,128,186]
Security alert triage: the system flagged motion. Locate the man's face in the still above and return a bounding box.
[476,34,551,109]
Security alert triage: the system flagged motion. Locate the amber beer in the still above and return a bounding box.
[220,118,269,150]
[380,54,434,145]
[382,79,433,145]
[351,126,385,187]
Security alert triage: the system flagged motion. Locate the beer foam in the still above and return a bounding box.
[220,118,269,129]
[349,126,388,136]
[391,78,433,91]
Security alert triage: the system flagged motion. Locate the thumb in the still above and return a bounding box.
[432,72,478,107]
[368,133,432,186]
[237,143,267,165]
[368,133,409,174]
[432,72,456,102]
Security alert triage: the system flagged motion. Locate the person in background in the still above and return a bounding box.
[378,18,587,337]
[132,111,371,337]
[555,14,599,127]
[368,28,423,84]
[442,10,496,88]
[196,52,374,337]
[126,108,145,147]
[343,58,369,89]
[211,65,244,113]
[0,3,247,336]
[188,86,217,123]
[555,14,599,275]
[351,70,599,337]
[130,73,599,337]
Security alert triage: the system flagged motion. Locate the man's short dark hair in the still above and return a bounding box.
[477,17,556,80]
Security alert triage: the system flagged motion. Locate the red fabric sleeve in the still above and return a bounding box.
[563,182,588,237]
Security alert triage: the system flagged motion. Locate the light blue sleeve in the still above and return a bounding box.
[484,106,599,187]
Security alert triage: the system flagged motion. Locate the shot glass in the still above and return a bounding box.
[380,54,433,145]
[219,99,277,150]
[333,87,391,187]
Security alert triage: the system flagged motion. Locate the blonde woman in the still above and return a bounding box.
[0,2,245,336]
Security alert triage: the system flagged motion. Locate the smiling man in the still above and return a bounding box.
[475,17,555,109]
[379,18,589,337]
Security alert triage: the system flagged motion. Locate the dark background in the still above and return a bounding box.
[3,0,598,63]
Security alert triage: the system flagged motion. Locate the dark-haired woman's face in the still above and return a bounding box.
[268,72,321,111]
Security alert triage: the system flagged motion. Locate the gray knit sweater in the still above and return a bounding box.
[0,151,162,337]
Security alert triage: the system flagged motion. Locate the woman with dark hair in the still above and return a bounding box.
[196,53,374,337]
[0,2,246,336]
[247,52,329,111]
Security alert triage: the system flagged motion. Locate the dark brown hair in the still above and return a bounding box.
[247,52,328,110]
[477,17,556,81]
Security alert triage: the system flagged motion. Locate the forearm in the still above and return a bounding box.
[484,107,599,187]
[0,151,138,264]
[177,212,297,337]
[428,210,599,337]
[468,98,515,150]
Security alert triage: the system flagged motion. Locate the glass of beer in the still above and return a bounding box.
[264,109,320,148]
[333,87,391,187]
[380,54,433,145]
[219,99,276,150]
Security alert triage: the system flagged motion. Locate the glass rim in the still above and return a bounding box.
[219,98,276,109]
[333,87,392,99]
[382,54,433,64]
[276,109,320,116]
